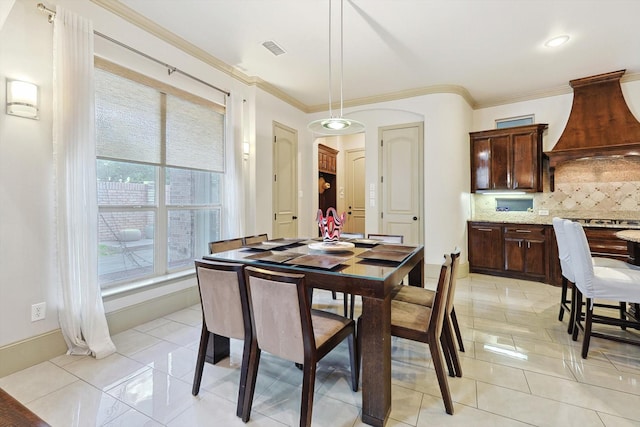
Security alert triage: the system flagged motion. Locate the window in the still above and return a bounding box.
[95,61,225,290]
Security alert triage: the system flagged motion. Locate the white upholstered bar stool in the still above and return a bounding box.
[564,220,640,358]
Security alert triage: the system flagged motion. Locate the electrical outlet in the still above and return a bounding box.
[538,209,549,216]
[31,302,46,322]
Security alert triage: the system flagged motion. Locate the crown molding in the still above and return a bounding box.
[307,85,475,113]
[89,1,640,115]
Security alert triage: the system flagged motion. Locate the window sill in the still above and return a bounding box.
[101,269,196,299]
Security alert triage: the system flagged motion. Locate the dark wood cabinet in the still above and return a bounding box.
[470,124,547,192]
[504,225,546,279]
[470,221,630,286]
[318,144,338,174]
[468,222,503,272]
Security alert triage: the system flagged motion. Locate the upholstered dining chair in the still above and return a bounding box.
[564,220,640,358]
[242,266,358,427]
[367,233,404,244]
[209,237,244,254]
[359,254,455,414]
[552,217,638,335]
[340,232,364,239]
[192,260,253,420]
[391,249,463,377]
[243,233,269,245]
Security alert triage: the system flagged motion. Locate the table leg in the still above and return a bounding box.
[360,294,391,427]
[205,333,230,364]
[408,257,424,287]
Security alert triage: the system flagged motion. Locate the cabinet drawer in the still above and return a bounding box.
[504,225,545,238]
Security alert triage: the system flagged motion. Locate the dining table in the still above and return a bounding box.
[201,238,425,427]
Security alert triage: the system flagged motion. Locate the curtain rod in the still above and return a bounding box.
[36,3,231,97]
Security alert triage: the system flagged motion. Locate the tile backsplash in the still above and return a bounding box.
[472,157,640,223]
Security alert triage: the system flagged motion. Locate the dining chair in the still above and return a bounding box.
[359,254,455,414]
[192,260,253,420]
[243,266,358,426]
[209,237,244,254]
[367,233,404,244]
[243,233,269,245]
[340,232,364,239]
[553,217,638,335]
[564,220,640,358]
[390,248,463,377]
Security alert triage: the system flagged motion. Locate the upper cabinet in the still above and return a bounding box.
[318,144,338,174]
[470,124,548,192]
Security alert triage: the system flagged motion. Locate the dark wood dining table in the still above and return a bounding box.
[201,238,425,427]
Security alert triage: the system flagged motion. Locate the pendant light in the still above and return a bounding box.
[308,0,365,135]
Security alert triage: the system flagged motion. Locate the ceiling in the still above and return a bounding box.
[111,0,640,111]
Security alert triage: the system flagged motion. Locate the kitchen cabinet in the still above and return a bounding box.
[468,222,503,273]
[470,124,548,192]
[318,144,338,174]
[470,221,631,286]
[504,225,547,280]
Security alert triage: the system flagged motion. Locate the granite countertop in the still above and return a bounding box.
[470,217,640,229]
[616,230,640,242]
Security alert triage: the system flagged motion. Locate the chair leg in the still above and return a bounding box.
[241,343,261,422]
[450,307,465,352]
[558,276,568,321]
[440,331,455,378]
[581,298,593,359]
[300,361,317,427]
[347,331,359,391]
[572,288,582,342]
[567,283,576,335]
[349,294,356,320]
[429,338,454,415]
[192,324,209,396]
[236,333,253,418]
[343,293,349,317]
[332,291,337,300]
[620,301,627,331]
[443,317,462,377]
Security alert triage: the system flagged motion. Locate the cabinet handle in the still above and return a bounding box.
[527,241,531,249]
[516,229,532,233]
[477,228,493,232]
[518,241,522,247]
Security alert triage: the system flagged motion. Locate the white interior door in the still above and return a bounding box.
[344,149,365,234]
[272,122,298,238]
[379,123,423,245]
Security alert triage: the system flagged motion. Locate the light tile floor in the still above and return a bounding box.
[2,274,640,426]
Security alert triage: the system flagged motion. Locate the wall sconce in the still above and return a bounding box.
[6,79,39,119]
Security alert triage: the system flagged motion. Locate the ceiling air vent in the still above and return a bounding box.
[262,40,286,56]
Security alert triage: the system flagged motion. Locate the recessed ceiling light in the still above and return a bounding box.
[545,35,570,47]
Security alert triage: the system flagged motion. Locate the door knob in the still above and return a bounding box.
[348,211,352,215]
[413,216,418,221]
[292,216,298,220]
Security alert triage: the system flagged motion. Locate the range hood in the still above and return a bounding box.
[544,70,640,191]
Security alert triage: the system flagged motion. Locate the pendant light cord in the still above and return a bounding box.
[340,0,344,118]
[328,0,333,117]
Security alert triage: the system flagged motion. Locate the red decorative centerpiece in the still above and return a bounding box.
[316,207,346,242]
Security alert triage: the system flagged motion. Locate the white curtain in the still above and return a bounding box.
[223,95,243,238]
[53,7,115,359]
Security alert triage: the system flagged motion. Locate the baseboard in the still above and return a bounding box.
[0,330,68,378]
[425,261,469,279]
[0,287,201,378]
[105,286,200,335]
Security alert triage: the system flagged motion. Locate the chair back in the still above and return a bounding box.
[194,260,249,340]
[340,232,364,239]
[445,248,461,314]
[552,217,575,282]
[209,237,244,254]
[428,254,453,336]
[244,234,269,245]
[367,233,404,244]
[245,267,311,364]
[564,220,595,296]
